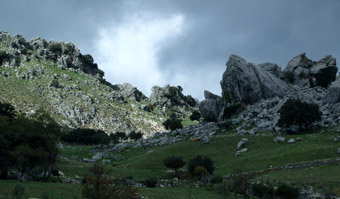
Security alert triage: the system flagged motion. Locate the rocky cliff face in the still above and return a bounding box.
[149,85,199,119]
[0,31,198,136]
[201,53,339,134]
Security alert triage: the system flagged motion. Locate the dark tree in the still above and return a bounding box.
[82,164,139,199]
[190,111,201,121]
[0,102,16,120]
[163,156,186,176]
[188,155,214,177]
[278,99,322,133]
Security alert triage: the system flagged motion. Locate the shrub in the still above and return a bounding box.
[163,156,186,176]
[83,54,94,65]
[253,183,274,197]
[64,43,75,56]
[148,104,154,112]
[194,166,208,178]
[223,90,232,104]
[188,155,214,177]
[0,50,9,65]
[276,184,299,199]
[0,102,16,120]
[48,43,62,55]
[82,164,139,199]
[190,111,201,121]
[12,183,25,199]
[278,99,322,132]
[50,79,60,88]
[314,67,338,88]
[223,173,255,198]
[61,128,110,145]
[223,104,241,119]
[41,192,49,199]
[186,95,197,107]
[129,131,142,140]
[163,117,183,131]
[144,178,157,188]
[211,176,223,184]
[203,114,217,123]
[284,71,295,83]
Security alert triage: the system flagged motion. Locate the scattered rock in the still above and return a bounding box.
[273,136,285,143]
[81,158,96,163]
[334,136,340,142]
[237,148,248,153]
[237,141,246,150]
[287,138,296,144]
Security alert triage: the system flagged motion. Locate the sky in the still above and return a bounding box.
[1,0,340,100]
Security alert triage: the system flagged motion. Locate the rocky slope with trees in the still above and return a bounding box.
[0,31,199,137]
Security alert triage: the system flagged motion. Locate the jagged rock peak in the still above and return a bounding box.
[0,31,104,78]
[283,53,338,88]
[221,54,288,106]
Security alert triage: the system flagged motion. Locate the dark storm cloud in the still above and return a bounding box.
[1,0,340,99]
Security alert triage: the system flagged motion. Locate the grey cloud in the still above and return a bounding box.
[1,0,340,99]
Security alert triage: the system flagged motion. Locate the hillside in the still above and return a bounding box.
[0,31,198,136]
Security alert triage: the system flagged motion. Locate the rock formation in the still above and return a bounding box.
[201,53,339,134]
[220,55,288,106]
[149,84,199,118]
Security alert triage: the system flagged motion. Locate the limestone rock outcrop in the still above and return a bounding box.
[220,55,288,106]
[199,91,224,122]
[283,53,337,88]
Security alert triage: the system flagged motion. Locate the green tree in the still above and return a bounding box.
[278,99,322,133]
[188,155,214,177]
[163,156,186,176]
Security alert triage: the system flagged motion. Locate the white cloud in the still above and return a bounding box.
[93,14,184,96]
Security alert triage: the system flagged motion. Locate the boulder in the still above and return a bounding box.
[199,91,223,122]
[237,141,245,149]
[117,83,146,102]
[287,138,296,144]
[221,55,288,106]
[273,136,285,143]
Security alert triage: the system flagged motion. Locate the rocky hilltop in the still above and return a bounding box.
[201,53,340,134]
[0,31,198,136]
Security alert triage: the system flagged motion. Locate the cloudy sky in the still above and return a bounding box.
[1,0,340,100]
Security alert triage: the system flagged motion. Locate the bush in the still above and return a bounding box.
[253,183,274,197]
[190,111,201,121]
[12,183,25,199]
[278,99,322,132]
[0,50,9,65]
[186,95,197,107]
[64,43,75,56]
[61,128,110,145]
[50,79,60,88]
[82,164,139,199]
[276,184,299,199]
[203,114,217,123]
[284,71,295,83]
[144,178,157,188]
[48,43,62,55]
[163,118,183,131]
[129,131,142,140]
[0,102,16,120]
[223,104,241,119]
[223,90,232,104]
[223,173,255,198]
[188,155,214,177]
[163,156,186,176]
[314,67,338,88]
